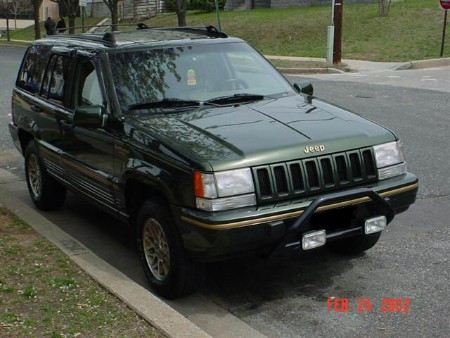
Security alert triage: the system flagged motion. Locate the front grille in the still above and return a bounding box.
[253,147,377,203]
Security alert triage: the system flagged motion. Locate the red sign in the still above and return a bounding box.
[441,0,450,10]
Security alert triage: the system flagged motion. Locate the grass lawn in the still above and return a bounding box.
[1,0,448,61]
[144,0,449,61]
[0,208,164,337]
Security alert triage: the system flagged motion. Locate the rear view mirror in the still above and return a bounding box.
[294,82,314,96]
[73,105,104,128]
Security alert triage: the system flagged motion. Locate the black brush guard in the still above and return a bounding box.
[268,187,395,257]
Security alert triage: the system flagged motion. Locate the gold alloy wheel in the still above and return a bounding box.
[142,218,170,281]
[28,154,41,198]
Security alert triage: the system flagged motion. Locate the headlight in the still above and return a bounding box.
[373,141,404,168]
[193,168,256,211]
[373,141,407,180]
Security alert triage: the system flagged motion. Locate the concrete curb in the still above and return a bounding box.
[0,168,211,338]
[394,57,450,70]
[0,40,30,47]
[277,67,344,74]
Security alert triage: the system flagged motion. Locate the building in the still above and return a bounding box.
[40,0,59,20]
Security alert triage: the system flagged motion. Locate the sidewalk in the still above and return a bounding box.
[0,19,34,30]
[265,54,450,73]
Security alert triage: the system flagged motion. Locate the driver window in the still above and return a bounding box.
[76,60,104,108]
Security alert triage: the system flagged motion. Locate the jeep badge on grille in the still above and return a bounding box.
[304,145,325,154]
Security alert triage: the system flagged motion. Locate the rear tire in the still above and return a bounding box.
[327,232,382,255]
[24,141,66,211]
[136,199,204,299]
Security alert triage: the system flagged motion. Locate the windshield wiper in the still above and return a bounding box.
[127,98,201,111]
[204,93,265,106]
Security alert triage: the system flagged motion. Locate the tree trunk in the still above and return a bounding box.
[176,0,187,26]
[111,5,119,31]
[379,0,391,17]
[33,5,41,39]
[68,15,76,34]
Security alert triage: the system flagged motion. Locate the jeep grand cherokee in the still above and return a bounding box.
[9,25,418,299]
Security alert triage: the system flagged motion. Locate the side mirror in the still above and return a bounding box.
[73,105,104,128]
[294,82,314,96]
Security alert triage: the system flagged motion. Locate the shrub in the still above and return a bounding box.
[191,0,226,12]
[164,0,226,13]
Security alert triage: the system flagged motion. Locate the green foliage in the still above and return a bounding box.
[164,0,177,12]
[165,0,225,13]
[191,0,226,12]
[22,286,38,299]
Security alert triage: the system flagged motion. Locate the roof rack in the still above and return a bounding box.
[49,23,227,47]
[152,26,228,38]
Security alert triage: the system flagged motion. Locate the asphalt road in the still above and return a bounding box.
[0,47,24,174]
[286,76,450,199]
[1,46,449,337]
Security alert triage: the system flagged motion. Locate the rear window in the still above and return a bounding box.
[16,45,52,94]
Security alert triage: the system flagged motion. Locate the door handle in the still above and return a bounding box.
[59,120,73,130]
[30,105,42,112]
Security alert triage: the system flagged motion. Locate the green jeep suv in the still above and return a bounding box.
[9,25,418,299]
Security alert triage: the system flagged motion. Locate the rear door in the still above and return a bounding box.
[14,45,74,183]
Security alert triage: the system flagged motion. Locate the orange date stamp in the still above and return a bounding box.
[327,297,410,313]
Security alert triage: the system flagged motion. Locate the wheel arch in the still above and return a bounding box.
[123,175,172,222]
[18,129,34,155]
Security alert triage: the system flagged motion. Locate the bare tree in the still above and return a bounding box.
[379,0,392,17]
[102,0,119,31]
[31,0,43,39]
[50,0,79,34]
[8,0,27,29]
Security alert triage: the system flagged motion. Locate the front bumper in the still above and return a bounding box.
[173,173,418,261]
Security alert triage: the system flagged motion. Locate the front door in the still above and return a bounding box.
[58,55,118,213]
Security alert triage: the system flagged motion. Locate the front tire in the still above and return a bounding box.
[327,232,382,255]
[136,199,204,299]
[25,141,66,211]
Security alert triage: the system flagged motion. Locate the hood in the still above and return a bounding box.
[131,95,394,171]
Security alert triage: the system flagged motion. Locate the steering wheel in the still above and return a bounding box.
[225,78,249,90]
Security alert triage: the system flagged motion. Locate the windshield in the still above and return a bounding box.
[109,42,295,112]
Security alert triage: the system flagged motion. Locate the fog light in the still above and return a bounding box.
[302,230,326,250]
[364,216,387,234]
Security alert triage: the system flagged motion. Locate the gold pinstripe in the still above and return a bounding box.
[181,182,419,230]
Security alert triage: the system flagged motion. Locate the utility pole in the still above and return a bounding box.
[6,0,11,42]
[333,0,343,64]
[441,10,448,57]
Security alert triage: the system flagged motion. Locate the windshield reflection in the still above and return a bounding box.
[109,42,295,112]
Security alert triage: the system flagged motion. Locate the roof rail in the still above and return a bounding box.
[153,26,228,38]
[50,32,117,47]
[48,24,228,47]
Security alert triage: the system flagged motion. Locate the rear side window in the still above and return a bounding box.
[16,45,52,94]
[40,55,71,106]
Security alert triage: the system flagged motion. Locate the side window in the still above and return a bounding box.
[40,54,71,106]
[16,45,52,94]
[41,57,57,98]
[76,60,104,107]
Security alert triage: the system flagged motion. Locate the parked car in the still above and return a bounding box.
[9,25,418,299]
